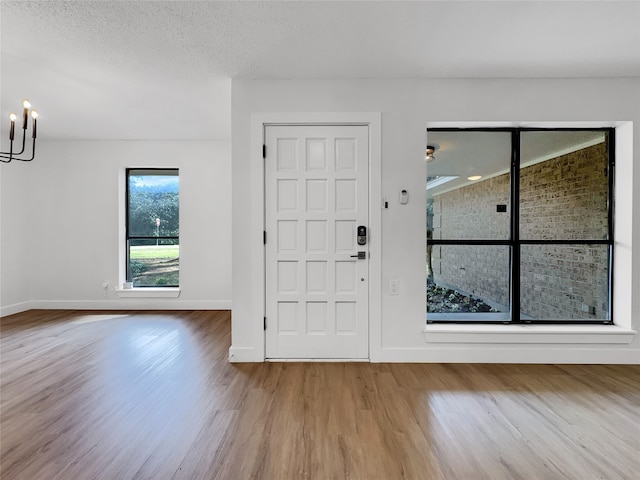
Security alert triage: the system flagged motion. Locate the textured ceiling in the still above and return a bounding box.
[1,1,639,140]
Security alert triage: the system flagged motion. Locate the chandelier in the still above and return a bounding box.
[1,99,39,163]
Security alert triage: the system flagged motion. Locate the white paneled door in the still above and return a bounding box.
[265,125,369,359]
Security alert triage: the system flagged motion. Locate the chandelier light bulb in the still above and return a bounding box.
[9,113,17,122]
[31,110,39,118]
[22,99,31,109]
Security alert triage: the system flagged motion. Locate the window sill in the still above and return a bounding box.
[115,288,181,298]
[423,324,636,344]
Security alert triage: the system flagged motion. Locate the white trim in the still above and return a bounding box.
[612,122,634,330]
[30,300,231,310]
[0,301,33,318]
[266,358,370,362]
[116,287,181,298]
[374,346,640,364]
[229,346,263,363]
[427,121,629,129]
[242,112,382,363]
[368,115,383,362]
[250,115,267,362]
[424,324,636,344]
[118,168,127,285]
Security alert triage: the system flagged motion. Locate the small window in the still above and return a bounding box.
[126,169,179,287]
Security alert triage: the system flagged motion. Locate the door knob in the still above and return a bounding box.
[350,251,366,259]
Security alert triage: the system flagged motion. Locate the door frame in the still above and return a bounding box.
[251,113,382,361]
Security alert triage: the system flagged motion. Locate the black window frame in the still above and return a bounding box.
[125,168,180,287]
[427,127,615,325]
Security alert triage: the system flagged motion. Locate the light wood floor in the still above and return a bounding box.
[1,310,638,479]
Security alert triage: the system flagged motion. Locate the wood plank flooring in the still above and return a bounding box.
[1,310,639,479]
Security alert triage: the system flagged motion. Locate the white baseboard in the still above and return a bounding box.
[423,324,636,344]
[229,345,640,364]
[229,346,264,362]
[0,301,33,318]
[29,300,232,310]
[371,346,640,364]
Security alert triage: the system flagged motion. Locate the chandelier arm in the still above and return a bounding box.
[19,139,36,161]
[0,137,35,162]
[0,129,27,156]
[0,124,15,160]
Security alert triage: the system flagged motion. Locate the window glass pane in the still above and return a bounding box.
[427,131,511,240]
[428,245,510,322]
[520,131,609,241]
[520,244,610,321]
[127,169,179,287]
[128,239,179,287]
[128,170,179,237]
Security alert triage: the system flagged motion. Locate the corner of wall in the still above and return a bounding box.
[1,301,33,318]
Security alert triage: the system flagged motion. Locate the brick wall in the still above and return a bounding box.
[431,244,511,308]
[520,244,609,320]
[431,174,510,241]
[430,142,609,319]
[520,143,608,240]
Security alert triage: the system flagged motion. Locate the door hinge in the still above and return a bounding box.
[263,231,267,244]
[262,144,266,159]
[264,317,267,330]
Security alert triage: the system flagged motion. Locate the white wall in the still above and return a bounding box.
[231,77,639,364]
[1,140,232,314]
[0,160,33,315]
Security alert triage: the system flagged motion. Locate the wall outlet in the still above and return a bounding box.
[389,279,399,295]
[102,281,109,290]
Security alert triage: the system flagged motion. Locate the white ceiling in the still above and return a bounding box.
[1,1,639,141]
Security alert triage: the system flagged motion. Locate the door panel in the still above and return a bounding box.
[265,125,369,359]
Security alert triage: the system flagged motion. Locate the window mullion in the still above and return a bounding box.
[510,130,521,323]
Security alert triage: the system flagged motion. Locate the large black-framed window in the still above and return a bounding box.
[427,128,614,324]
[126,168,180,287]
